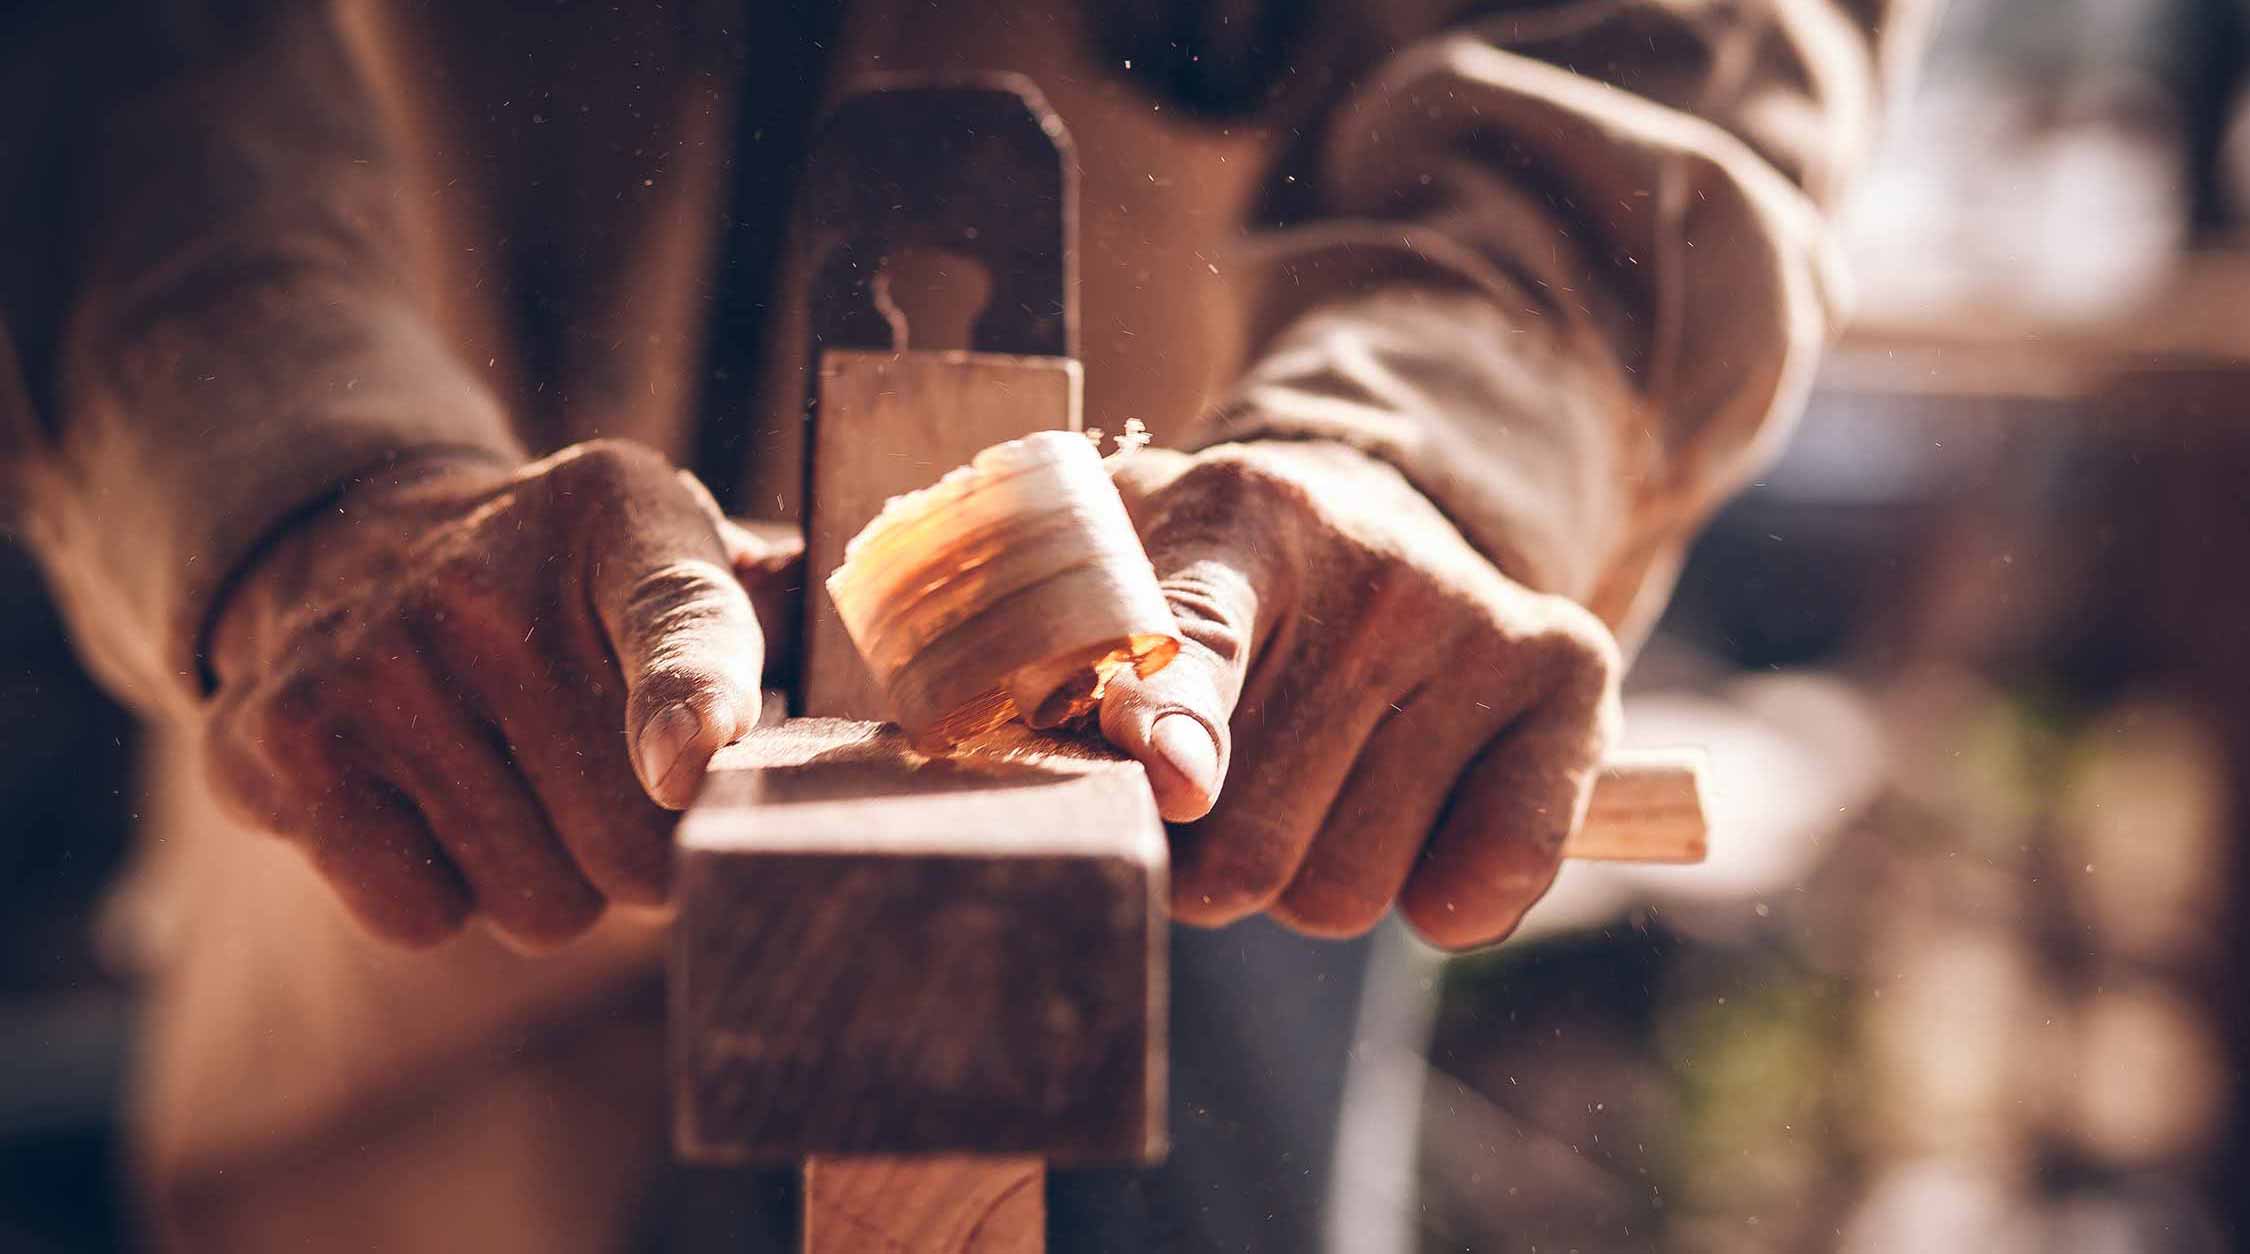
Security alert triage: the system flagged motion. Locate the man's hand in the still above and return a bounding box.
[1099,442,1620,950]
[202,440,790,949]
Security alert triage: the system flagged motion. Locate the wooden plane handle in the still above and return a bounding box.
[1568,748,1709,864]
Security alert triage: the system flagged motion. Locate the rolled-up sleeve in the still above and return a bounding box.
[1201,0,1935,642]
[0,3,521,714]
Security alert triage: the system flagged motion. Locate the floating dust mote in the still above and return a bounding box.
[826,430,1181,751]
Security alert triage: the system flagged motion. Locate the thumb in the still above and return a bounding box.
[1100,648,1233,824]
[1100,452,1269,823]
[591,468,768,810]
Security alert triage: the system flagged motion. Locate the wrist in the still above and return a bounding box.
[201,444,523,687]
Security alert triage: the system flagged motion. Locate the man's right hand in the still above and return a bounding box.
[201,439,790,949]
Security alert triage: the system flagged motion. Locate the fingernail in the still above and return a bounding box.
[1149,713,1219,808]
[636,703,702,798]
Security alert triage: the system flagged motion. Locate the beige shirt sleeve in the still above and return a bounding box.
[0,4,521,716]
[1200,0,1936,644]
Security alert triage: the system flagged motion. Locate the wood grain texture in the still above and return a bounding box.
[1572,749,1710,864]
[671,720,1167,1166]
[825,430,1178,748]
[805,1157,1044,1254]
[805,349,1083,724]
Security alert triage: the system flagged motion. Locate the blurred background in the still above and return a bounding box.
[13,0,2250,1250]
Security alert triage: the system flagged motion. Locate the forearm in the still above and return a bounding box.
[1205,279,1647,619]
[1206,1,1935,645]
[6,2,519,712]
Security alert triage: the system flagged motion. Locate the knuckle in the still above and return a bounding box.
[1275,879,1393,939]
[1454,625,1516,684]
[1167,450,1309,527]
[202,716,300,834]
[545,438,666,501]
[1398,898,1490,952]
[1399,870,1531,951]
[1159,569,1257,673]
[1147,452,1310,547]
[490,894,605,950]
[381,903,470,951]
[1362,553,1435,609]
[621,565,744,649]
[631,654,753,717]
[557,798,675,907]
[241,682,358,792]
[1534,623,1622,733]
[416,550,513,632]
[1533,593,1622,676]
[262,668,334,734]
[595,846,673,908]
[1401,860,1555,951]
[407,571,580,699]
[626,560,739,623]
[1455,592,1620,738]
[1170,881,1270,928]
[1171,822,1301,925]
[623,571,760,671]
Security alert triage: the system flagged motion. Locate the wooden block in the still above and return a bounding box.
[671,719,1167,1166]
[805,349,1083,722]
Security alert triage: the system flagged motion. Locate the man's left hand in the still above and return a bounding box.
[1099,441,1620,950]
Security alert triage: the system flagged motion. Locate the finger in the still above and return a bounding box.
[1271,689,1504,939]
[203,678,470,947]
[1163,676,1400,927]
[1400,671,1612,950]
[297,774,473,949]
[1098,507,1270,820]
[371,703,605,948]
[1098,645,1231,824]
[436,618,676,907]
[587,477,767,811]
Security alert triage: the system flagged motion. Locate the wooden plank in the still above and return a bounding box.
[805,1157,1043,1254]
[671,720,1167,1166]
[1572,749,1709,864]
[805,349,1083,721]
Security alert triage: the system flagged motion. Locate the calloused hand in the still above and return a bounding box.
[1099,441,1620,949]
[202,439,796,948]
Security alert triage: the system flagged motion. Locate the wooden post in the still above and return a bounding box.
[673,720,1167,1252]
[671,79,1124,1254]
